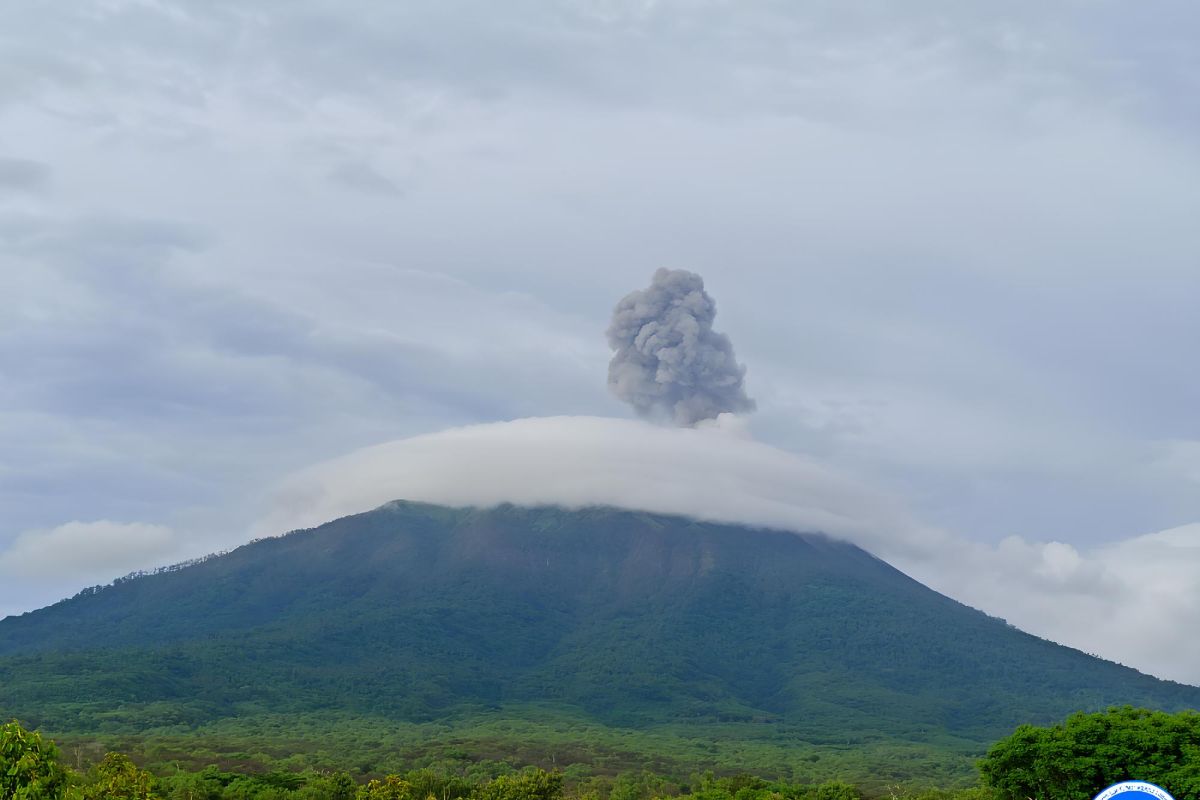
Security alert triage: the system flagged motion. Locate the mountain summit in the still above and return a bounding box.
[1,501,1197,751]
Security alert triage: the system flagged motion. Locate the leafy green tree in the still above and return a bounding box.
[475,770,563,800]
[81,753,159,800]
[685,774,733,800]
[809,782,862,800]
[359,776,413,800]
[979,707,1200,800]
[159,771,221,800]
[403,769,472,800]
[607,773,669,800]
[0,721,69,800]
[298,772,356,800]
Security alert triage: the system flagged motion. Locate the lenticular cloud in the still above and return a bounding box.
[255,415,921,556]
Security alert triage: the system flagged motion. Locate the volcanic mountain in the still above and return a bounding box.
[1,502,1197,764]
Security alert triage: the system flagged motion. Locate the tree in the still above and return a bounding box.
[81,753,159,800]
[979,707,1200,800]
[160,770,220,800]
[475,770,563,800]
[299,772,356,800]
[0,721,68,800]
[810,783,862,800]
[358,776,413,800]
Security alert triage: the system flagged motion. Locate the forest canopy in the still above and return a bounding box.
[978,706,1200,800]
[4,708,1200,800]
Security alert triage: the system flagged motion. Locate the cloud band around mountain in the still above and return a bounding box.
[257,414,1200,687]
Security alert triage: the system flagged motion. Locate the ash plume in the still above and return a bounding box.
[607,268,755,426]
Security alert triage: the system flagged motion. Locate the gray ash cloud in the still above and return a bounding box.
[606,268,755,426]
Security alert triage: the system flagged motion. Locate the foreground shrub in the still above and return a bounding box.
[0,721,69,800]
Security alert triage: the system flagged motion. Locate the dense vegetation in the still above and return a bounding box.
[980,707,1200,800]
[5,709,1200,800]
[3,504,1199,788]
[2,717,952,800]
[35,709,981,792]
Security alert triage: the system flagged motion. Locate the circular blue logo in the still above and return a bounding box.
[1093,782,1176,800]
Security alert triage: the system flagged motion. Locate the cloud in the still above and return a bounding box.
[0,158,49,192]
[328,161,404,196]
[0,520,179,581]
[1,0,1199,671]
[607,268,755,426]
[0,210,612,536]
[255,415,934,555]
[1157,440,1200,486]
[258,415,1200,686]
[922,524,1200,687]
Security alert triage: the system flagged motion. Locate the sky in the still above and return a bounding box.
[2,1,1199,683]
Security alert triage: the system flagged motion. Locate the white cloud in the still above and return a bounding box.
[1158,440,1200,486]
[923,524,1200,687]
[0,520,180,581]
[259,415,1200,686]
[255,414,939,556]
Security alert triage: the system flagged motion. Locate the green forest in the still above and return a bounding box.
[5,708,1200,800]
[5,503,1199,776]
[5,509,1200,798]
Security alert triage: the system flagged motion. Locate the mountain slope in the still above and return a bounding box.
[1,501,1197,749]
